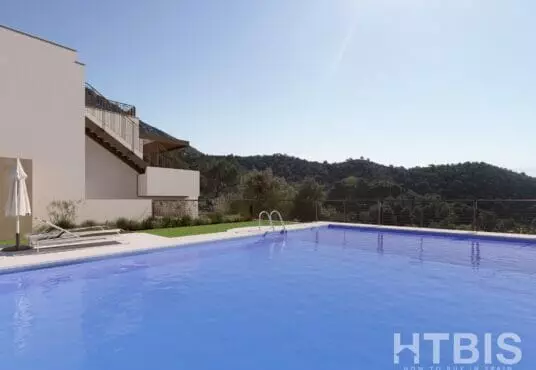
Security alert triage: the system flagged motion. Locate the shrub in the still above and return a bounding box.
[79,220,98,228]
[180,215,193,226]
[104,220,116,229]
[455,224,473,231]
[207,212,224,224]
[170,217,181,227]
[115,217,130,231]
[229,199,254,219]
[160,216,175,228]
[114,218,143,231]
[127,219,143,231]
[194,216,211,226]
[141,217,160,230]
[47,200,80,229]
[222,214,244,223]
[55,218,76,230]
[358,211,371,223]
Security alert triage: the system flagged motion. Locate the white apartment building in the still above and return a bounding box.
[0,25,199,237]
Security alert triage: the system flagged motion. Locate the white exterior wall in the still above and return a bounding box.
[85,136,138,199]
[77,199,152,223]
[0,26,201,225]
[138,167,200,198]
[0,26,85,219]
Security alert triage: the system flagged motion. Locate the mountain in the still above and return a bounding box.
[174,147,536,200]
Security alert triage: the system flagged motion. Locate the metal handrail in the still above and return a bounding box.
[86,106,141,154]
[85,82,136,116]
[258,211,273,229]
[269,210,286,232]
[85,82,141,154]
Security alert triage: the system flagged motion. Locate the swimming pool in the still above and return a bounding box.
[0,225,535,369]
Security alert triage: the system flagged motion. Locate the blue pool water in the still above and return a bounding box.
[0,226,535,369]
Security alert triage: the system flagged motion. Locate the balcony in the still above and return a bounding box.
[138,167,200,198]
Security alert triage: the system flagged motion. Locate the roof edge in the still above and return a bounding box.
[0,24,77,53]
[139,120,190,149]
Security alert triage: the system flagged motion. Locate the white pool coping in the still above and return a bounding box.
[1,222,536,273]
[0,222,314,273]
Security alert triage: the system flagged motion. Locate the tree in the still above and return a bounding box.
[328,176,370,200]
[172,147,536,232]
[203,159,239,197]
[292,178,325,221]
[241,169,296,217]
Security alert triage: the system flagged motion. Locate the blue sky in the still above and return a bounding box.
[2,0,536,173]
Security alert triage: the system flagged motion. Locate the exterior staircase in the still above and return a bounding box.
[84,83,146,173]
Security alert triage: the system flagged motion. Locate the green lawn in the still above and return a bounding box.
[143,220,273,238]
[0,220,278,245]
[0,238,28,246]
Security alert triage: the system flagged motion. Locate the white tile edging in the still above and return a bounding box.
[0,223,316,273]
[324,221,536,241]
[1,222,535,274]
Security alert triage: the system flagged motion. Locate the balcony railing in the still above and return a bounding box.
[144,151,177,169]
[86,106,143,158]
[143,142,189,169]
[85,82,136,116]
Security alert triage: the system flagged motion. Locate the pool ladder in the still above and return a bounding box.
[258,210,287,233]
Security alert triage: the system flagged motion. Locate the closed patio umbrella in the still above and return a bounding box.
[4,158,31,251]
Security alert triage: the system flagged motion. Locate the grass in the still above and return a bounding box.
[143,220,273,238]
[0,237,28,246]
[0,220,280,245]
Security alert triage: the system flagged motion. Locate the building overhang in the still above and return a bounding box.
[139,120,189,152]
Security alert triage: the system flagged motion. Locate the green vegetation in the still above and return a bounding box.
[0,219,267,246]
[0,238,28,247]
[161,148,536,233]
[111,213,253,232]
[176,148,536,200]
[27,150,536,238]
[144,220,273,238]
[1,220,279,245]
[47,200,80,229]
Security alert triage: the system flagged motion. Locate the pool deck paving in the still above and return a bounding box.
[1,222,536,273]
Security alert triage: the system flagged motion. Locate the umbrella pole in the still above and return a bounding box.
[16,215,20,250]
[15,179,20,250]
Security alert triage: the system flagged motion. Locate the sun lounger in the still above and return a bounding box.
[29,217,122,251]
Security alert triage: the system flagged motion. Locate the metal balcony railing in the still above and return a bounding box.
[85,82,136,116]
[85,82,142,157]
[86,106,142,157]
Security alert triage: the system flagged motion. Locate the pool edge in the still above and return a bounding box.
[0,223,318,275]
[2,222,536,274]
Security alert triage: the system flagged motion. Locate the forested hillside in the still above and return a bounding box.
[175,147,536,199]
[167,147,536,233]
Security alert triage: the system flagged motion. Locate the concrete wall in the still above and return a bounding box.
[152,199,199,219]
[85,136,138,199]
[138,167,200,198]
[0,158,32,240]
[0,26,85,220]
[77,199,152,223]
